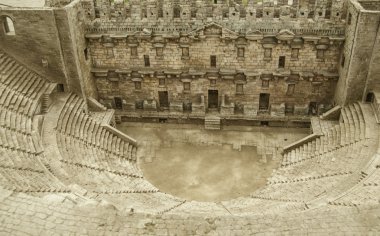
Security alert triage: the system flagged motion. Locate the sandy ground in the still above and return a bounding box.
[118,122,309,202]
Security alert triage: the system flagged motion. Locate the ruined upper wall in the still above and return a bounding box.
[334,0,380,105]
[0,0,45,8]
[0,0,96,98]
[83,0,347,36]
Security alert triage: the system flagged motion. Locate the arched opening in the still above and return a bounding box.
[2,16,15,35]
[173,6,181,18]
[366,92,375,103]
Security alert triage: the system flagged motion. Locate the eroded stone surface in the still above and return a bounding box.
[0,0,380,234]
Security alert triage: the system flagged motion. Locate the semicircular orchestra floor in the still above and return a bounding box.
[118,122,309,202]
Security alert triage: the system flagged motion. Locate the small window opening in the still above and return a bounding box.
[237,48,245,58]
[183,82,190,91]
[291,48,299,59]
[262,80,269,88]
[316,49,325,60]
[131,47,138,57]
[57,84,65,93]
[144,55,150,67]
[348,13,352,25]
[279,56,286,68]
[159,78,165,86]
[286,84,295,95]
[236,84,244,94]
[182,47,189,58]
[134,81,142,90]
[3,17,15,35]
[210,55,217,67]
[84,48,89,61]
[114,97,123,110]
[366,92,375,103]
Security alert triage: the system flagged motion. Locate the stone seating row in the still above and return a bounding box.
[1,191,380,235]
[0,158,66,193]
[59,162,157,193]
[0,108,33,135]
[329,161,380,206]
[311,117,338,135]
[57,94,137,161]
[272,140,375,182]
[57,135,141,177]
[282,103,369,166]
[222,197,305,216]
[94,192,184,214]
[56,113,139,175]
[0,147,45,171]
[56,136,151,193]
[253,174,349,202]
[0,126,41,154]
[0,52,47,99]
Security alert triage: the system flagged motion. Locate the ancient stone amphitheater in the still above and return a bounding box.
[1,0,380,235]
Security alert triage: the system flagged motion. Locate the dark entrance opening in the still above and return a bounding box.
[366,92,375,103]
[210,55,216,68]
[309,102,318,115]
[159,91,169,109]
[278,56,286,68]
[259,93,270,111]
[159,118,168,123]
[57,84,65,92]
[144,55,150,67]
[114,97,123,110]
[208,90,218,109]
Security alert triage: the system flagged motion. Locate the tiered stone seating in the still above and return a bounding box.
[55,93,157,193]
[222,197,305,216]
[257,102,379,205]
[93,192,185,214]
[281,103,369,167]
[0,52,54,118]
[169,201,229,216]
[328,153,380,206]
[0,51,65,194]
[1,190,379,235]
[1,50,380,233]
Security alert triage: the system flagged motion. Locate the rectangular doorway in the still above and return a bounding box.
[278,56,286,68]
[309,102,318,115]
[114,97,123,110]
[259,93,270,111]
[208,90,218,109]
[158,91,169,109]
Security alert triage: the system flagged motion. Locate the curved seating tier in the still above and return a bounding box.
[0,51,66,194]
[0,52,54,118]
[0,49,380,233]
[54,93,158,194]
[254,103,379,206]
[0,192,379,235]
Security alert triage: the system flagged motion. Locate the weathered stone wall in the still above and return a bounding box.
[363,9,380,98]
[0,8,67,84]
[94,71,336,117]
[82,0,346,119]
[334,0,380,105]
[88,23,340,118]
[58,0,98,98]
[0,1,97,98]
[89,36,341,72]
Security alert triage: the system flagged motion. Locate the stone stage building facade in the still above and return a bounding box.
[84,0,346,124]
[2,0,379,126]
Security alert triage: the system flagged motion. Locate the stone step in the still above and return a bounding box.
[205,116,221,130]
